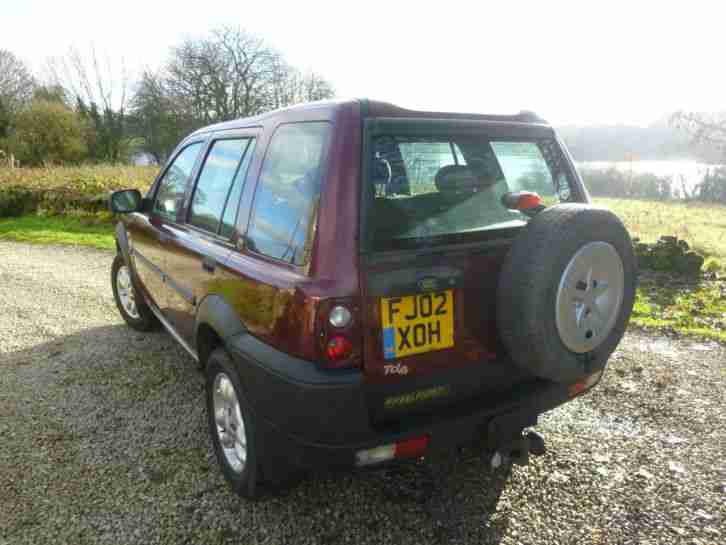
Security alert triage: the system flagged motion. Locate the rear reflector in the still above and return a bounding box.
[568,371,603,397]
[394,435,429,459]
[355,435,430,467]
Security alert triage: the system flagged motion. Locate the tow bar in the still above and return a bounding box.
[489,430,546,469]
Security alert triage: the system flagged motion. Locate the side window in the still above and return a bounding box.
[220,139,256,238]
[154,143,203,220]
[246,122,330,266]
[188,138,253,235]
[490,142,557,196]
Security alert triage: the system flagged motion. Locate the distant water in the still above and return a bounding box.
[577,160,722,196]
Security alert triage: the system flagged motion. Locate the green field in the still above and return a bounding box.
[0,215,115,250]
[593,197,726,342]
[1,189,724,342]
[0,165,155,248]
[595,197,726,265]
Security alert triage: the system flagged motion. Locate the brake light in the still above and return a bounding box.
[317,298,362,369]
[326,336,353,361]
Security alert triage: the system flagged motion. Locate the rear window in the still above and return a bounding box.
[365,132,575,250]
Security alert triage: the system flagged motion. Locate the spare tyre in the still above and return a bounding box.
[497,204,637,383]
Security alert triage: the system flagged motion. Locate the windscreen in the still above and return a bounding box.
[365,132,575,250]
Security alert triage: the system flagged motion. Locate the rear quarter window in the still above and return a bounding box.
[246,122,330,266]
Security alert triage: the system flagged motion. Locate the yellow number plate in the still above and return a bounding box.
[380,290,454,360]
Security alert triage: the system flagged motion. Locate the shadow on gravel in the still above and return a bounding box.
[4,324,514,544]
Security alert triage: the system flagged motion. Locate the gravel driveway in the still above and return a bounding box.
[1,241,724,545]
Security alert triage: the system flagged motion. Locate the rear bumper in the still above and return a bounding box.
[226,332,581,479]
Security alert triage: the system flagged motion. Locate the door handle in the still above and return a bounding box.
[202,257,216,274]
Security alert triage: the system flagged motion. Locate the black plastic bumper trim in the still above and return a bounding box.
[225,331,577,477]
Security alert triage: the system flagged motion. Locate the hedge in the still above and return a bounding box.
[0,165,158,217]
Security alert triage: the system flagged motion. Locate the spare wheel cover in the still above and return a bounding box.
[555,241,625,353]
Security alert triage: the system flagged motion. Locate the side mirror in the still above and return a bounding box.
[110,189,143,214]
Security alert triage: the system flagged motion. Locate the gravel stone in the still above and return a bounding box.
[1,241,725,544]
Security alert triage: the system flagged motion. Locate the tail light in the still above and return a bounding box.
[326,336,353,361]
[316,298,362,369]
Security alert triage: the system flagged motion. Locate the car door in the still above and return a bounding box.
[222,121,330,353]
[160,132,259,343]
[127,140,205,310]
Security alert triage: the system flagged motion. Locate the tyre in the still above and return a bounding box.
[497,204,637,383]
[111,254,159,332]
[206,348,262,498]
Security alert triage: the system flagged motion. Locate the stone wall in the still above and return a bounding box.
[633,236,704,275]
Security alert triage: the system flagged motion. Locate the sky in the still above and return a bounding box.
[2,0,724,126]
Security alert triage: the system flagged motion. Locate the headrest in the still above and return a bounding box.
[434,164,496,194]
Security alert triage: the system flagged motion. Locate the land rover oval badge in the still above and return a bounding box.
[417,277,438,292]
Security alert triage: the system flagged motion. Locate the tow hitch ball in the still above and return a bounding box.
[489,430,546,469]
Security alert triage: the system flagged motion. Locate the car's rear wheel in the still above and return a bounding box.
[111,254,158,331]
[497,204,637,383]
[206,347,262,499]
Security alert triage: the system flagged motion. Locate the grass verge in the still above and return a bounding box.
[0,215,114,250]
[632,273,726,342]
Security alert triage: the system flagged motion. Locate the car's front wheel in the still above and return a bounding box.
[111,254,159,331]
[206,347,262,498]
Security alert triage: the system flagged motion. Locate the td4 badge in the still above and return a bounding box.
[383,363,409,376]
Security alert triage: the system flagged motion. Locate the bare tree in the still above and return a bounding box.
[301,70,335,103]
[0,50,36,107]
[265,55,335,110]
[45,45,130,114]
[44,46,134,161]
[131,26,335,160]
[165,28,278,124]
[164,27,335,124]
[130,69,196,163]
[671,111,726,160]
[0,50,36,140]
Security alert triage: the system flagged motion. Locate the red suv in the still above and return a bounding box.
[110,99,636,497]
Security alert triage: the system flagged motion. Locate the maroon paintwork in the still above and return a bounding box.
[123,99,560,408]
[126,100,364,363]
